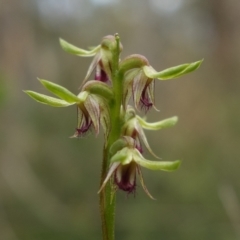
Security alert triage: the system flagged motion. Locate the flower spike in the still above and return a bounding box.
[25,34,202,206]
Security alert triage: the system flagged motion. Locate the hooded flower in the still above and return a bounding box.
[124,68,156,112]
[120,55,203,112]
[98,145,180,199]
[120,55,156,112]
[60,35,123,85]
[71,90,110,140]
[24,79,110,140]
[72,91,100,137]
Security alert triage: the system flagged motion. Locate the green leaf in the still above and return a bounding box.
[137,116,178,130]
[24,91,73,107]
[39,79,79,103]
[59,38,100,57]
[143,59,203,80]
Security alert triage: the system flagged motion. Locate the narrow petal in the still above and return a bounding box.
[123,69,140,110]
[137,165,155,200]
[24,91,74,107]
[98,162,120,193]
[133,118,160,159]
[100,48,112,80]
[146,80,159,111]
[132,71,147,111]
[84,95,100,135]
[137,116,178,130]
[100,104,110,145]
[81,52,102,87]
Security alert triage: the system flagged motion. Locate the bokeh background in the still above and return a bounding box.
[1,0,240,239]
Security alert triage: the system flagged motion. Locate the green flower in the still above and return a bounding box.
[24,79,111,139]
[99,146,180,199]
[60,35,123,85]
[120,54,203,112]
[122,106,178,158]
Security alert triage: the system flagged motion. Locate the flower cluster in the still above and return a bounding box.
[25,34,202,198]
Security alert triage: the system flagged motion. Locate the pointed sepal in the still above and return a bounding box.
[59,38,100,57]
[24,91,74,107]
[137,165,155,200]
[39,79,79,103]
[133,149,181,171]
[143,59,203,80]
[137,116,178,130]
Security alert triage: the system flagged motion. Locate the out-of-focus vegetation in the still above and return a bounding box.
[0,0,240,239]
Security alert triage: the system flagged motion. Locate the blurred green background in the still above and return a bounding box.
[0,0,240,239]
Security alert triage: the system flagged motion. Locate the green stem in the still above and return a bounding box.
[99,34,123,240]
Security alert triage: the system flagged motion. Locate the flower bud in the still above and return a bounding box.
[119,54,149,74]
[82,80,114,101]
[101,35,122,52]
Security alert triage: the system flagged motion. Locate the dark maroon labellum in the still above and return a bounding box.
[95,62,109,83]
[114,162,137,194]
[139,80,154,112]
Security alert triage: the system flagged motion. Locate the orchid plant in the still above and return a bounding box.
[24,34,202,240]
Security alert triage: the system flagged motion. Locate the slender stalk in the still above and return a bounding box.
[99,34,123,240]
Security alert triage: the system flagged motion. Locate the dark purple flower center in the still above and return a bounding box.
[95,62,109,83]
[95,69,109,82]
[131,130,143,153]
[76,120,92,136]
[74,107,93,137]
[140,87,153,111]
[114,162,136,194]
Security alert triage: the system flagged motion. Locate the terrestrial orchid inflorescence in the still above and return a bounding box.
[25,34,202,196]
[24,33,202,240]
